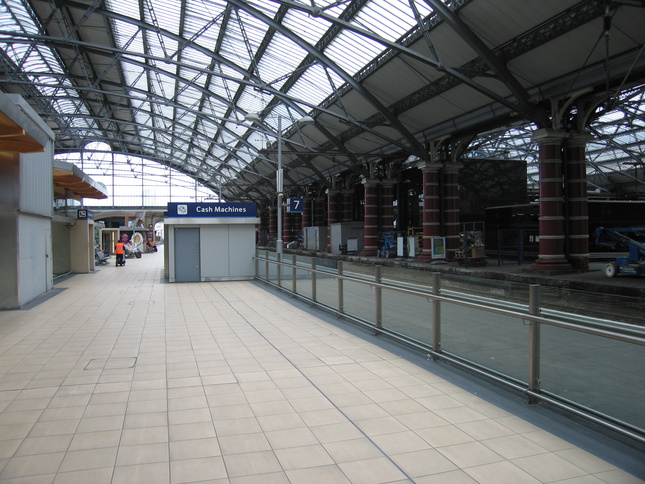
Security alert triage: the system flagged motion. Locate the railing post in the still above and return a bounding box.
[528,284,541,404]
[311,258,317,302]
[292,255,297,293]
[265,250,269,281]
[277,253,282,287]
[337,261,344,314]
[375,265,382,334]
[255,249,259,278]
[432,272,441,357]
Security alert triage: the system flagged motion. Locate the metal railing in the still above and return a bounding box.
[255,249,645,445]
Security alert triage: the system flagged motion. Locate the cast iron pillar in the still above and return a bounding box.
[565,134,591,270]
[325,188,340,252]
[531,129,572,271]
[419,163,443,260]
[442,163,462,260]
[359,178,379,256]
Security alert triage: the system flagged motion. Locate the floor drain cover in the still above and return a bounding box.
[85,357,137,370]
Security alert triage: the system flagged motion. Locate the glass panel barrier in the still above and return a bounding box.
[440,301,529,383]
[540,324,645,430]
[342,280,377,327]
[295,255,313,299]
[381,288,434,347]
[315,268,339,310]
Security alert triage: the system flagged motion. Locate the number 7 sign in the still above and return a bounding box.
[286,198,304,213]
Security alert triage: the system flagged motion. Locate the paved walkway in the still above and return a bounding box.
[0,249,643,483]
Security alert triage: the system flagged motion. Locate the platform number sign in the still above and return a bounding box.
[287,197,304,213]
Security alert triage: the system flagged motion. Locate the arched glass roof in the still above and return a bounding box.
[1,0,645,203]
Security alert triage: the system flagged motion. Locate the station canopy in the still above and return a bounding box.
[1,0,645,202]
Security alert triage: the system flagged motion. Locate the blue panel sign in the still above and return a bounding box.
[286,198,304,213]
[167,202,257,218]
[77,209,93,220]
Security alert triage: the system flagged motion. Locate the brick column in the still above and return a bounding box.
[313,196,325,227]
[302,196,312,230]
[565,134,591,270]
[359,179,379,256]
[325,189,341,252]
[268,205,277,247]
[283,209,294,246]
[380,179,396,233]
[341,189,353,222]
[531,129,572,271]
[442,163,462,260]
[258,207,268,246]
[419,163,442,260]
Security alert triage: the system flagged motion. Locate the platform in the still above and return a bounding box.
[0,249,643,483]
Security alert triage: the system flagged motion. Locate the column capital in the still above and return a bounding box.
[532,128,568,143]
[442,162,463,173]
[417,161,443,172]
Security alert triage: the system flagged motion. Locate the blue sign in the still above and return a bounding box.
[77,209,93,220]
[167,202,257,218]
[286,198,304,213]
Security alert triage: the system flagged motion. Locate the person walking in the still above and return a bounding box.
[115,240,125,266]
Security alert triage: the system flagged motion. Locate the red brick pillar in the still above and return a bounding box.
[282,206,293,246]
[360,179,379,256]
[302,196,312,230]
[565,134,590,271]
[325,189,341,252]
[442,163,462,260]
[380,179,396,233]
[531,129,572,271]
[313,197,325,227]
[268,205,277,247]
[419,163,442,260]
[258,208,268,246]
[341,189,353,222]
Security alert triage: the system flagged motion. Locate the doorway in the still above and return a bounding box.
[174,227,200,282]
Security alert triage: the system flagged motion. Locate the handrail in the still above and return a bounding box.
[255,251,645,445]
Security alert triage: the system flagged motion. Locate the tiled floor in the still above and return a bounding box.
[0,250,643,483]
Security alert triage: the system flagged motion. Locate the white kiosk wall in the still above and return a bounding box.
[165,202,259,282]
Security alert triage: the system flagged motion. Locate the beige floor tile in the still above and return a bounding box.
[14,435,73,456]
[285,464,351,484]
[298,408,349,427]
[512,452,589,482]
[480,433,549,460]
[68,429,121,451]
[371,430,431,454]
[112,462,169,484]
[76,415,124,433]
[116,442,169,466]
[556,447,619,474]
[338,456,409,484]
[323,437,385,463]
[223,450,283,478]
[390,448,458,478]
[0,440,21,459]
[455,418,516,441]
[464,461,541,484]
[265,427,319,450]
[274,444,335,470]
[169,437,221,460]
[214,417,262,436]
[356,416,409,437]
[59,446,118,473]
[121,426,169,446]
[52,467,113,484]
[437,441,505,468]
[219,432,271,455]
[0,452,65,479]
[414,469,478,483]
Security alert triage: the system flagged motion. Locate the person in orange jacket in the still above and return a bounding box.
[115,240,125,266]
